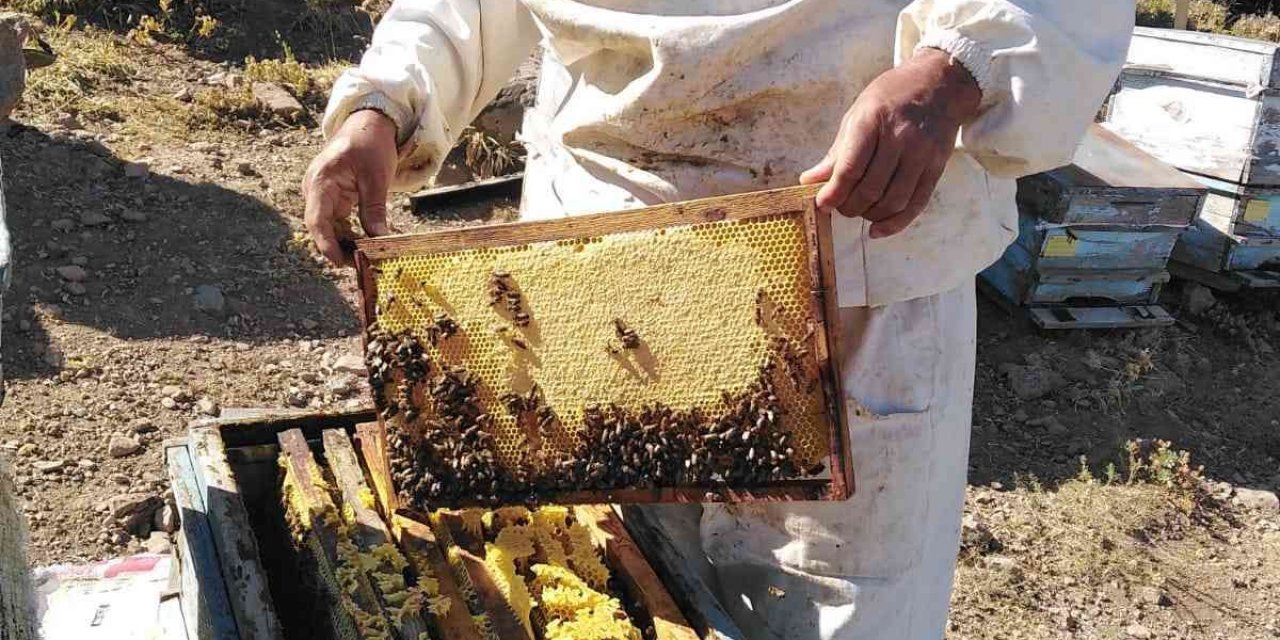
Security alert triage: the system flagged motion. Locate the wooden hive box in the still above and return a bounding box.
[1103,27,1280,188]
[165,408,746,640]
[353,184,852,510]
[980,125,1204,328]
[1169,175,1280,289]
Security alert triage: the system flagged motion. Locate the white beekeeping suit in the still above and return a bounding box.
[324,2,1132,637]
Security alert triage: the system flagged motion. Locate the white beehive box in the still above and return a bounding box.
[1104,27,1280,187]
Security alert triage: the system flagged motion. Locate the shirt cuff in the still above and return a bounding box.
[337,90,417,148]
[915,30,998,110]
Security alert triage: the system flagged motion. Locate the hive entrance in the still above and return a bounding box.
[356,185,850,507]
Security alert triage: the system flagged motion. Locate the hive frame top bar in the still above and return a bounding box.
[355,184,823,258]
[353,183,855,505]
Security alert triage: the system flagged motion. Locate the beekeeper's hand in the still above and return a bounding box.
[303,110,398,266]
[801,48,981,238]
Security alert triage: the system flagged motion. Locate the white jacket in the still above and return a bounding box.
[324,0,1133,307]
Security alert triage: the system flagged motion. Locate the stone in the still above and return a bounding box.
[301,318,318,330]
[196,398,220,417]
[251,81,305,119]
[16,443,37,457]
[131,419,158,434]
[55,112,81,129]
[79,211,111,227]
[64,282,87,296]
[1233,488,1279,512]
[108,435,142,458]
[160,397,177,410]
[145,532,172,555]
[109,493,160,520]
[1183,282,1217,316]
[1135,586,1172,607]
[325,375,354,397]
[123,161,149,179]
[193,284,226,316]
[120,210,148,223]
[55,265,87,282]
[333,354,366,375]
[78,459,98,470]
[32,460,66,473]
[234,161,255,176]
[51,218,75,232]
[161,385,185,399]
[1126,624,1153,639]
[110,493,161,538]
[299,371,320,384]
[154,503,179,534]
[1000,364,1066,401]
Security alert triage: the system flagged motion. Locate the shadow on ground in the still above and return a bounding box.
[968,288,1280,494]
[0,123,357,380]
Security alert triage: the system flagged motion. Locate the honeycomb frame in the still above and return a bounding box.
[355,184,853,506]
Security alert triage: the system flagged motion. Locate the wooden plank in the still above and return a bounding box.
[166,442,239,640]
[1028,305,1176,330]
[618,506,743,640]
[280,427,394,640]
[354,422,398,517]
[187,427,284,640]
[357,184,821,259]
[433,512,534,640]
[573,506,699,640]
[321,430,390,548]
[809,200,853,499]
[1174,0,1189,30]
[320,430,434,640]
[391,515,488,640]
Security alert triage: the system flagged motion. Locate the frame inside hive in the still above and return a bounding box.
[354,184,853,507]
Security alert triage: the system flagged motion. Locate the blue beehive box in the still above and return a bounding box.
[980,125,1206,328]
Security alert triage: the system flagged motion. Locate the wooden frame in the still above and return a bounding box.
[174,409,714,640]
[353,184,854,506]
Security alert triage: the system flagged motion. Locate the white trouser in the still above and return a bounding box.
[645,280,977,640]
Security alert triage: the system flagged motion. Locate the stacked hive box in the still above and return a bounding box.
[979,125,1205,329]
[1103,26,1280,289]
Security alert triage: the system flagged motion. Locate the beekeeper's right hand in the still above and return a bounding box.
[303,109,398,266]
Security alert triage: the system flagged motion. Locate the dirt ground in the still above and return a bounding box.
[0,5,1277,639]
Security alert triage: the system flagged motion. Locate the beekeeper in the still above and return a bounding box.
[304,1,1132,637]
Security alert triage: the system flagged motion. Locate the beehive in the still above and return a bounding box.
[356,184,851,506]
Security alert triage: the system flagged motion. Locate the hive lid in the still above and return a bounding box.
[1126,26,1280,90]
[353,184,852,509]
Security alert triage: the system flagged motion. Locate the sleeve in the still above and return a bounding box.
[896,0,1134,178]
[322,0,540,192]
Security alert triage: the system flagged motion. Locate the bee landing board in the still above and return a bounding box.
[354,184,852,508]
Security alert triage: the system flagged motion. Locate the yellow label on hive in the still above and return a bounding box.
[371,214,830,472]
[1043,234,1078,258]
[1244,198,1271,223]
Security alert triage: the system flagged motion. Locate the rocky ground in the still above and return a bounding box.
[0,4,1276,639]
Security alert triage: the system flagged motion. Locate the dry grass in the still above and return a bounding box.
[1136,0,1280,42]
[22,25,135,116]
[461,127,517,179]
[949,441,1269,639]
